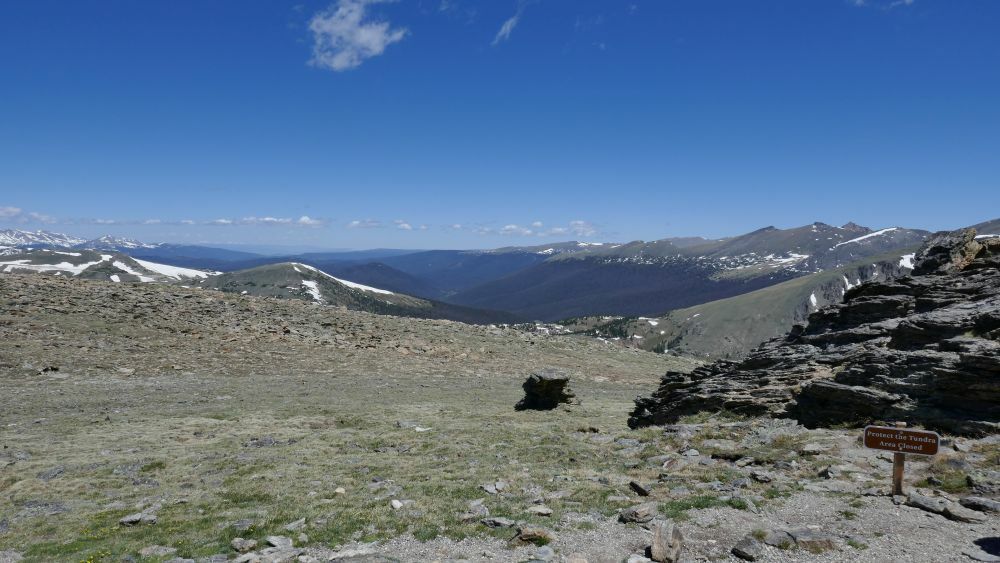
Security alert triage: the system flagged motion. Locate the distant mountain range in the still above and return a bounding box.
[3,219,997,352]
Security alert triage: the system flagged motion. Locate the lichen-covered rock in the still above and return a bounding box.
[630,229,1000,436]
[515,369,577,410]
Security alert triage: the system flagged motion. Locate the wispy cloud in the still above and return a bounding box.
[347,218,382,228]
[0,206,57,225]
[309,0,408,72]
[568,220,597,237]
[851,0,915,8]
[0,206,23,219]
[394,219,413,230]
[480,219,601,239]
[500,224,534,236]
[493,1,534,46]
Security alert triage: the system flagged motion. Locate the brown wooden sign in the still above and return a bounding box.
[864,425,940,456]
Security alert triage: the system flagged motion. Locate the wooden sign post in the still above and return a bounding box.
[863,422,940,496]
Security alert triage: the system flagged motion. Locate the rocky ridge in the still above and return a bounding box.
[630,229,1000,435]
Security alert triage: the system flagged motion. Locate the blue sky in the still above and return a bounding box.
[1,0,998,250]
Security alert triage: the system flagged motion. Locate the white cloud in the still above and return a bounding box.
[348,218,382,228]
[94,219,117,225]
[180,220,195,225]
[297,215,324,226]
[531,220,543,228]
[143,219,162,225]
[309,0,408,72]
[394,219,413,230]
[0,206,23,219]
[450,223,463,230]
[500,224,533,236]
[210,218,234,225]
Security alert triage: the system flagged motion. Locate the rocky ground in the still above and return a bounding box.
[1,273,998,562]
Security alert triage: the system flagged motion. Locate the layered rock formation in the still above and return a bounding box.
[630,229,1000,435]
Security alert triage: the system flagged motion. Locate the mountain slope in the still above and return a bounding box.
[581,248,919,359]
[196,262,518,324]
[448,223,929,321]
[377,250,552,294]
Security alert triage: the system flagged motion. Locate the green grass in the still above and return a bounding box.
[140,460,166,473]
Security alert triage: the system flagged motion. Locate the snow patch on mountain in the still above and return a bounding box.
[1,254,112,275]
[133,259,213,279]
[899,253,915,269]
[113,261,155,282]
[301,280,324,303]
[292,263,395,295]
[832,227,898,248]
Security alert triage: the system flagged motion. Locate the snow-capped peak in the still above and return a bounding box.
[0,229,87,247]
[76,235,159,250]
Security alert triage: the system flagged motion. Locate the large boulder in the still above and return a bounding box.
[630,228,1000,436]
[515,369,577,410]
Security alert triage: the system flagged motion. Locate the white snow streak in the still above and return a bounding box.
[133,259,213,279]
[833,227,898,248]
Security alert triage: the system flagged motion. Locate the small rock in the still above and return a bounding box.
[629,481,651,496]
[681,449,700,457]
[230,538,257,553]
[232,518,255,532]
[731,536,763,561]
[139,545,177,558]
[334,487,346,495]
[284,518,306,532]
[527,505,553,516]
[961,497,1000,513]
[119,512,157,526]
[799,443,823,456]
[481,517,516,528]
[818,465,840,479]
[788,528,836,553]
[749,470,772,483]
[943,502,987,523]
[37,466,65,481]
[649,521,683,563]
[265,536,293,549]
[390,499,404,510]
[515,526,554,546]
[620,502,658,524]
[625,555,653,563]
[533,546,556,561]
[762,529,794,549]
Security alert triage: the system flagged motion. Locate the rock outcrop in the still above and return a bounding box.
[515,369,578,410]
[630,229,1000,436]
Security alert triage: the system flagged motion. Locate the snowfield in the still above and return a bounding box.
[133,259,214,279]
